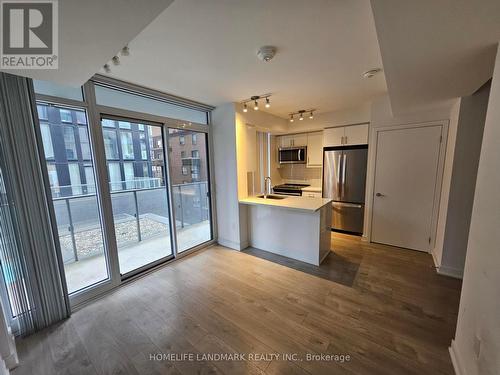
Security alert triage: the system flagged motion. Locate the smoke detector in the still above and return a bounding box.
[257,46,277,62]
[362,68,382,78]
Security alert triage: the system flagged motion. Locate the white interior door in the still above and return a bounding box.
[371,125,443,251]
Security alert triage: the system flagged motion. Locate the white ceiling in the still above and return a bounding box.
[0,0,174,86]
[371,0,500,113]
[108,0,387,118]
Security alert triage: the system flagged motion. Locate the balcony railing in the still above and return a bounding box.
[51,180,209,264]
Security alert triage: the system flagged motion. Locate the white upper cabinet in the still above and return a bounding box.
[279,133,307,147]
[323,127,345,147]
[344,124,369,145]
[323,124,369,147]
[306,132,323,168]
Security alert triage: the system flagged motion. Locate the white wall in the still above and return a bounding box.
[212,103,247,250]
[450,44,500,375]
[441,81,490,278]
[364,94,460,250]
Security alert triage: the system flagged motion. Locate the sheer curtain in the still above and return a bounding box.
[0,72,70,335]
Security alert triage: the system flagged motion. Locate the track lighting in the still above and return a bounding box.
[112,56,120,66]
[240,94,272,113]
[103,64,111,73]
[121,45,130,56]
[289,109,316,124]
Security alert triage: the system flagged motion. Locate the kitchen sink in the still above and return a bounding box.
[256,194,286,200]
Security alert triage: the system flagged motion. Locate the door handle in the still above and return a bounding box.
[375,192,385,197]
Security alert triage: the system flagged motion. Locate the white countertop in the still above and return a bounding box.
[239,195,332,212]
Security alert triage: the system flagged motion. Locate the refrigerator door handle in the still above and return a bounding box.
[341,153,346,198]
[336,153,342,198]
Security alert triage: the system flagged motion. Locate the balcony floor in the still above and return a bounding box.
[64,221,211,293]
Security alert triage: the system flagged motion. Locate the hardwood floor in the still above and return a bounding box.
[12,233,462,375]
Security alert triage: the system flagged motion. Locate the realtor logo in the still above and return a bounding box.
[1,0,58,69]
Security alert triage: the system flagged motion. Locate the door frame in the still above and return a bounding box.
[364,120,449,251]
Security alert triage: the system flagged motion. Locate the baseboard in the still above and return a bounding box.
[437,265,463,279]
[361,235,369,243]
[449,340,465,375]
[217,238,248,251]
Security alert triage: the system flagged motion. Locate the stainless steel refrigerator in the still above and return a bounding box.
[322,145,368,234]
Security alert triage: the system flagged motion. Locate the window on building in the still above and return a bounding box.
[102,119,115,128]
[191,150,199,158]
[76,111,87,124]
[181,151,186,158]
[181,166,188,175]
[138,124,145,131]
[191,165,200,181]
[63,126,77,160]
[118,121,131,129]
[120,132,134,160]
[60,109,73,123]
[46,163,59,197]
[108,162,122,191]
[68,163,82,196]
[40,123,54,158]
[79,127,91,160]
[140,133,147,160]
[84,165,95,194]
[192,133,197,145]
[179,135,185,145]
[123,162,134,189]
[103,130,119,159]
[37,104,48,120]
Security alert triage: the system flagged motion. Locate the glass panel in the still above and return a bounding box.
[120,132,134,160]
[63,126,77,160]
[103,130,119,159]
[36,104,108,294]
[79,127,91,160]
[40,123,54,158]
[95,85,208,124]
[101,118,173,275]
[107,162,122,191]
[123,162,134,190]
[168,129,212,252]
[33,80,84,101]
[68,163,82,196]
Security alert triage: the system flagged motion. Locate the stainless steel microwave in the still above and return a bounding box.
[278,146,307,164]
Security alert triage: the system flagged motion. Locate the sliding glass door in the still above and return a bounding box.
[100,117,173,276]
[33,79,215,306]
[168,129,212,252]
[35,103,109,294]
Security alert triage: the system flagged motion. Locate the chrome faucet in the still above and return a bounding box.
[264,177,272,198]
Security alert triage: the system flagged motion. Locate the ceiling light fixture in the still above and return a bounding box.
[112,56,120,66]
[240,94,272,113]
[103,64,111,73]
[289,109,316,124]
[362,68,382,78]
[121,45,130,56]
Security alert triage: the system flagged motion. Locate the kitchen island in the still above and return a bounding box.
[239,195,332,265]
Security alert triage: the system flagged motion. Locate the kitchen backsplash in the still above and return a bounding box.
[278,164,322,187]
